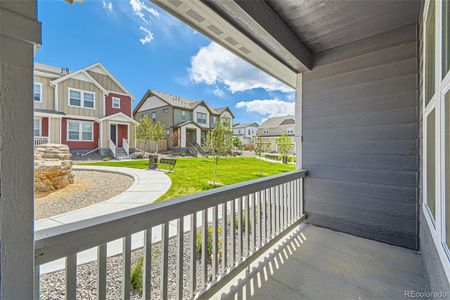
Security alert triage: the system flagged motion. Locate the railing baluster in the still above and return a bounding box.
[201,209,208,288]
[238,197,243,261]
[97,243,107,300]
[221,202,228,273]
[251,193,256,253]
[176,218,184,300]
[231,199,236,267]
[258,191,262,248]
[65,254,77,300]
[143,229,152,300]
[160,223,169,300]
[281,184,285,231]
[212,205,218,278]
[122,235,131,300]
[285,182,288,227]
[245,195,250,257]
[34,259,40,300]
[291,180,295,222]
[262,189,267,244]
[190,213,197,297]
[268,187,272,239]
[275,186,279,235]
[300,178,304,216]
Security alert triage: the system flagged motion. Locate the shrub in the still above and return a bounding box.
[130,257,144,294]
[244,144,255,151]
[102,156,110,161]
[131,152,145,159]
[196,226,222,259]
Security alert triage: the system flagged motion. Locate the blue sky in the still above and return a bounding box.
[36,0,295,124]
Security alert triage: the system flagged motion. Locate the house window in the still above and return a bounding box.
[197,112,207,124]
[263,130,268,134]
[67,121,93,141]
[181,110,187,119]
[34,118,41,137]
[69,88,95,109]
[222,116,230,127]
[287,128,294,134]
[162,108,169,113]
[33,83,42,102]
[422,0,450,280]
[211,116,217,125]
[112,97,120,108]
[151,112,156,122]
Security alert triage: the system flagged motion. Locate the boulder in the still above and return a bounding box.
[34,144,74,192]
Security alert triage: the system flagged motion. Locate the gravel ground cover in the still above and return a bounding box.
[35,170,133,220]
[39,219,257,299]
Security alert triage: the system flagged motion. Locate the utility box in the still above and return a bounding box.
[148,154,158,169]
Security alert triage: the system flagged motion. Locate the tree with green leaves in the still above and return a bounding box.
[232,136,243,151]
[136,115,153,152]
[276,131,294,164]
[205,120,233,186]
[254,136,268,176]
[150,121,165,154]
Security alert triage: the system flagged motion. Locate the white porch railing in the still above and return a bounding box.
[109,139,116,158]
[34,169,307,299]
[123,138,129,156]
[34,136,49,146]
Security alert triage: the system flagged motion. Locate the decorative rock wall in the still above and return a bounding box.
[34,144,74,192]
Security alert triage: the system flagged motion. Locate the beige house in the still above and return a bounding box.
[257,115,295,153]
[34,62,137,158]
[233,122,259,145]
[133,90,234,150]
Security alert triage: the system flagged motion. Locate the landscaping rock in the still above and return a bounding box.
[34,144,74,192]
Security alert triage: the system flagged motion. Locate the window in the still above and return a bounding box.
[422,0,450,280]
[263,130,268,134]
[69,88,95,109]
[33,83,42,102]
[222,116,230,127]
[197,112,207,124]
[181,110,187,119]
[287,128,294,134]
[151,112,156,122]
[112,97,120,109]
[34,118,41,137]
[162,108,169,113]
[67,121,93,141]
[425,0,436,105]
[443,0,450,79]
[211,116,217,124]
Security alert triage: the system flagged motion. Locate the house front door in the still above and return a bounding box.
[110,124,117,145]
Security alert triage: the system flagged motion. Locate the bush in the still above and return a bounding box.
[102,156,110,161]
[130,257,144,294]
[244,144,255,151]
[196,226,222,259]
[131,152,145,159]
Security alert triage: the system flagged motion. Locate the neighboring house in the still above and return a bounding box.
[33,62,137,158]
[233,122,259,145]
[257,115,295,153]
[133,90,234,149]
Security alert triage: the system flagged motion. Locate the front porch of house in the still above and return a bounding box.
[99,112,137,159]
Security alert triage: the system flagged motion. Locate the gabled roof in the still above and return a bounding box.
[51,69,108,94]
[99,112,138,124]
[233,122,259,129]
[259,115,295,128]
[134,89,235,118]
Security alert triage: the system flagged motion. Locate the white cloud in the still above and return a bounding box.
[236,99,295,118]
[102,0,113,12]
[129,0,159,45]
[139,26,154,45]
[189,42,293,93]
[212,86,225,97]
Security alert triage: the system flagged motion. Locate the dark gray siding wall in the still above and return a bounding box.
[302,24,419,250]
[417,8,450,293]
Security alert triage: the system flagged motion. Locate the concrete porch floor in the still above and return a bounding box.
[218,224,429,300]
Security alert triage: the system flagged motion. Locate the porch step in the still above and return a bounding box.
[115,148,129,159]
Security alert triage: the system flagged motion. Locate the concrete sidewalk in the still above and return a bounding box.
[36,165,172,273]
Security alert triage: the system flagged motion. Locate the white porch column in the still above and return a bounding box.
[0,1,41,299]
[181,127,187,147]
[196,128,201,145]
[295,73,303,169]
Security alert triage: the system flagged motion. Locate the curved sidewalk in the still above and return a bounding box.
[35,165,171,230]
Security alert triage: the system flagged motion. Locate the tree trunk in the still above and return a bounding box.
[259,155,263,176]
[214,157,219,186]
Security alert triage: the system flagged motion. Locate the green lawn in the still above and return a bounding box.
[80,157,295,202]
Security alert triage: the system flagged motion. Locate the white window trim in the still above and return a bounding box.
[422,0,450,282]
[197,112,207,124]
[34,117,42,137]
[112,97,121,109]
[68,87,96,110]
[34,82,42,103]
[67,120,94,142]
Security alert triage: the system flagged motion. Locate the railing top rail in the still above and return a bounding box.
[35,169,307,264]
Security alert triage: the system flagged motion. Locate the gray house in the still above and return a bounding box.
[133,90,234,150]
[232,122,259,145]
[2,0,450,299]
[258,115,295,152]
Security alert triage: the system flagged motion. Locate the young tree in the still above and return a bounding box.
[232,136,243,151]
[205,120,232,186]
[136,115,152,152]
[276,131,294,164]
[150,121,165,154]
[254,136,268,176]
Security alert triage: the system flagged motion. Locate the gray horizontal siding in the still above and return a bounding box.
[303,23,419,250]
